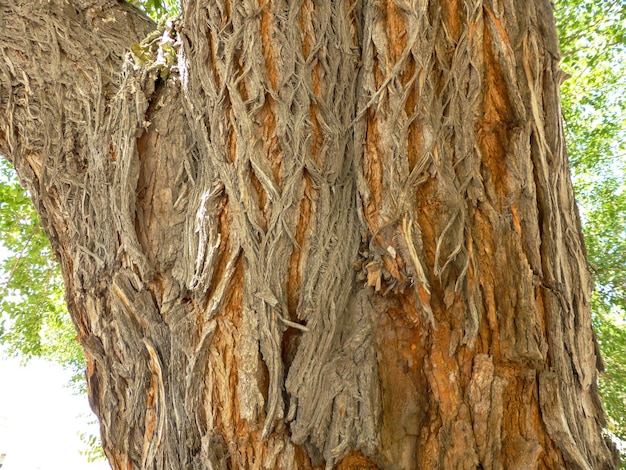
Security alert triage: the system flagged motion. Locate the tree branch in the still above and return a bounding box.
[0,0,154,181]
[0,0,155,280]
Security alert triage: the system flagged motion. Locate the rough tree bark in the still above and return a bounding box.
[0,0,619,468]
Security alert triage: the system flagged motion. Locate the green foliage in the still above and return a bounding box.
[555,0,626,460]
[595,297,626,431]
[128,0,179,20]
[79,425,107,463]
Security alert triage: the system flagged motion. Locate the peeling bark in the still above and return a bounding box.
[0,0,619,469]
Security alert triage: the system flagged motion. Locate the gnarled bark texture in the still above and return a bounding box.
[0,0,619,468]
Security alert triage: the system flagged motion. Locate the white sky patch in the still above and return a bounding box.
[0,354,109,470]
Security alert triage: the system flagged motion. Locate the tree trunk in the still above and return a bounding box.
[0,0,619,468]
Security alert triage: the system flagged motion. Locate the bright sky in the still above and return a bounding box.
[0,353,110,470]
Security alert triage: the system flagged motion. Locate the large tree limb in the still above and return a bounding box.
[0,0,153,253]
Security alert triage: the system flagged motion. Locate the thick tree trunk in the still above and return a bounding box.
[0,0,619,468]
